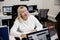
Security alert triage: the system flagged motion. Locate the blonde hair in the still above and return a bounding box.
[15,6,28,22]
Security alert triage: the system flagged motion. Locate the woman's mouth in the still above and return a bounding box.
[24,14,27,16]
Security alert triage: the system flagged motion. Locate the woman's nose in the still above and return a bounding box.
[24,11,28,14]
[24,12,28,16]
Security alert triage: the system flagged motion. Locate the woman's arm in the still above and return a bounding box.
[10,19,22,38]
[33,16,43,31]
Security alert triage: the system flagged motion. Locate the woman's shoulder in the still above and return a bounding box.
[14,18,20,23]
[29,15,35,18]
[28,15,37,21]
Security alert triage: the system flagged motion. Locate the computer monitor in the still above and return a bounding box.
[28,5,37,13]
[3,6,12,15]
[27,28,51,40]
[28,6,35,13]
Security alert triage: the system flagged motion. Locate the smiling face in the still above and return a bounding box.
[17,6,29,20]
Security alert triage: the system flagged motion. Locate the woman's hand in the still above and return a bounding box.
[21,34,27,38]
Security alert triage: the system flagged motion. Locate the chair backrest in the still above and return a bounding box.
[0,26,9,40]
[38,9,49,20]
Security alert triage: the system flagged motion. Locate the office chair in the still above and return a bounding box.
[0,26,9,40]
[38,9,49,27]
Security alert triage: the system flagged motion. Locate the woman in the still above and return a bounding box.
[10,6,43,40]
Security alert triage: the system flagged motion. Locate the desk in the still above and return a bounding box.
[30,11,38,16]
[0,15,12,26]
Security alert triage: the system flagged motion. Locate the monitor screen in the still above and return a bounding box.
[28,5,37,13]
[28,6,33,11]
[3,6,12,13]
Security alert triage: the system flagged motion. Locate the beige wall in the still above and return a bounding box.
[42,0,60,17]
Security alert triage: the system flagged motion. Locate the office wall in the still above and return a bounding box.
[0,0,43,12]
[42,0,60,17]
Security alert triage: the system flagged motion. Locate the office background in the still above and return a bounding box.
[0,0,60,40]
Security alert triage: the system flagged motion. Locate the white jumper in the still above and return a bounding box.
[10,15,43,40]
